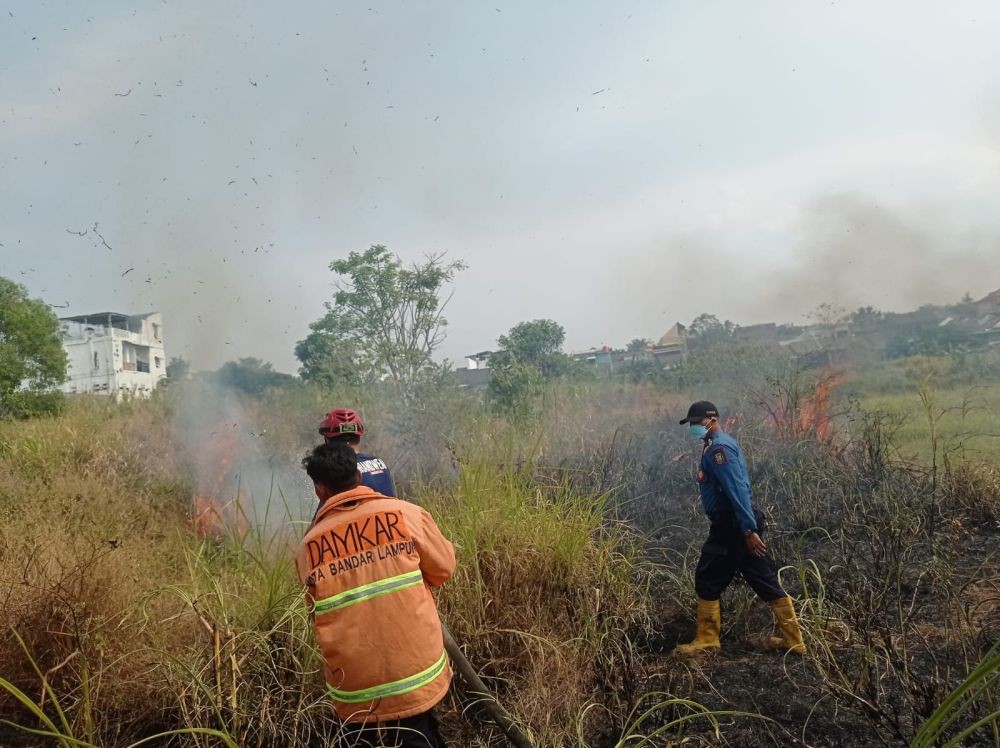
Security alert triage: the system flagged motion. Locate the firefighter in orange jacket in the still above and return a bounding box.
[298,440,456,747]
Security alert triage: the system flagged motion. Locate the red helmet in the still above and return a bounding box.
[319,409,365,440]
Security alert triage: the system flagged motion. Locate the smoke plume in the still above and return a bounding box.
[753,194,999,321]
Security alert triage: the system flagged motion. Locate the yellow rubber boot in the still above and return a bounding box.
[674,598,721,655]
[765,596,806,654]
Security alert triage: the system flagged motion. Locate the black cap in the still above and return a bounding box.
[679,400,719,425]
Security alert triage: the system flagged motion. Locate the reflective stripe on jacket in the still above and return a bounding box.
[296,486,456,723]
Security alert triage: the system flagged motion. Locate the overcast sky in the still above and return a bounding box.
[3,1,999,371]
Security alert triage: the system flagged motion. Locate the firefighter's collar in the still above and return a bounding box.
[314,485,381,521]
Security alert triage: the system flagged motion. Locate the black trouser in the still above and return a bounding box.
[337,710,445,748]
[694,506,786,602]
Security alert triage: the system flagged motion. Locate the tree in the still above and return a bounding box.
[850,306,884,329]
[166,356,190,382]
[662,341,795,393]
[618,357,662,383]
[294,335,365,389]
[808,303,848,328]
[214,358,299,396]
[687,313,735,349]
[953,292,977,317]
[488,319,577,411]
[496,319,568,376]
[296,245,466,388]
[486,357,544,414]
[626,337,652,353]
[0,277,68,418]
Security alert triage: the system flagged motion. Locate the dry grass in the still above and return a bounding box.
[2,370,998,747]
[424,454,652,743]
[0,387,655,747]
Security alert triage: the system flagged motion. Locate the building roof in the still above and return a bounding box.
[60,311,156,324]
[975,288,1000,306]
[656,322,686,347]
[734,322,778,341]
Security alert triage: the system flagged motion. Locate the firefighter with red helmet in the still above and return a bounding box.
[298,440,454,746]
[318,409,397,497]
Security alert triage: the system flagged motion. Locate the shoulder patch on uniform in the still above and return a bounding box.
[712,449,728,465]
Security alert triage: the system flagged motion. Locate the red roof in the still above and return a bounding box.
[976,288,1000,306]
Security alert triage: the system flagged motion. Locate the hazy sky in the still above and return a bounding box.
[3,1,1000,371]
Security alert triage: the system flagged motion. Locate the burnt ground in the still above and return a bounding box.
[635,597,872,748]
[622,525,1000,748]
[631,514,857,748]
[0,728,39,747]
[568,421,1000,748]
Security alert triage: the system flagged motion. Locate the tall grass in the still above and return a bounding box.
[0,391,655,746]
[2,373,997,746]
[539,377,1000,745]
[910,643,1000,748]
[423,450,653,743]
[0,628,237,748]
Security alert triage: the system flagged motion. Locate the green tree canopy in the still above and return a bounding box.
[617,357,662,384]
[214,357,299,396]
[626,337,651,353]
[808,302,848,328]
[687,313,736,349]
[488,319,581,412]
[0,277,68,418]
[496,319,567,376]
[166,356,190,382]
[662,340,795,394]
[296,245,465,388]
[850,306,884,328]
[294,334,364,389]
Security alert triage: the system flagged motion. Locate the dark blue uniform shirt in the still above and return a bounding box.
[357,452,396,497]
[698,430,758,534]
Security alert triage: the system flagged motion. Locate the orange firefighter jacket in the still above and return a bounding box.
[296,485,456,723]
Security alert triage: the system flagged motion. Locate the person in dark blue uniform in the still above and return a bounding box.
[675,401,806,655]
[318,409,396,497]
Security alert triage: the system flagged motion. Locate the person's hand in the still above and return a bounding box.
[745,532,766,557]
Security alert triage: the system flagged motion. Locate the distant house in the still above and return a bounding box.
[570,346,633,375]
[59,312,166,398]
[649,323,688,368]
[734,322,778,344]
[780,329,826,356]
[910,296,1000,347]
[455,367,492,390]
[455,351,494,390]
[780,318,901,367]
[972,313,1000,345]
[463,351,493,370]
[780,324,854,368]
[975,288,1000,315]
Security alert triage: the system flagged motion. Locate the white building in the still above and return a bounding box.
[58,312,166,398]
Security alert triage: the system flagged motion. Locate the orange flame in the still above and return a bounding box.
[191,426,248,540]
[799,371,845,444]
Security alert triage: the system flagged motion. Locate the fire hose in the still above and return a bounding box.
[440,621,534,748]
